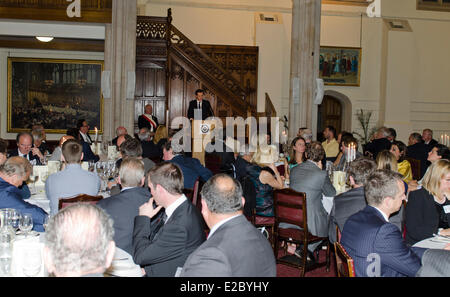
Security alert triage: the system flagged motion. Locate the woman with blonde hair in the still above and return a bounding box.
[405,159,450,246]
[376,150,398,172]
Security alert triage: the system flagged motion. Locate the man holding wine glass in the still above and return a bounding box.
[0,157,47,232]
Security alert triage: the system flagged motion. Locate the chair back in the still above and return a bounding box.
[276,164,285,177]
[336,224,342,243]
[273,188,307,230]
[205,153,222,175]
[58,194,103,210]
[405,157,421,180]
[334,242,356,277]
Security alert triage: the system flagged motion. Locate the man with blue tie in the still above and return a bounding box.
[341,169,426,277]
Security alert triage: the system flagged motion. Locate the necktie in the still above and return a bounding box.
[198,101,202,110]
[151,212,167,241]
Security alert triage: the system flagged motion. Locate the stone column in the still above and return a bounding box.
[288,0,322,139]
[103,0,137,141]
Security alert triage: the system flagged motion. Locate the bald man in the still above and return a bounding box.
[49,135,75,162]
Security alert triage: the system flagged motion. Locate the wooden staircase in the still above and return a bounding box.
[135,9,257,130]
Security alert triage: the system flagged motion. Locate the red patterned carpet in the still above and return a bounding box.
[276,249,337,277]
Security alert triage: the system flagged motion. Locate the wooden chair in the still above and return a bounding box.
[58,194,104,210]
[205,153,222,175]
[334,242,356,277]
[253,213,275,247]
[405,157,421,180]
[273,188,331,277]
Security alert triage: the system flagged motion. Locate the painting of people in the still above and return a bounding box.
[319,46,361,86]
[7,58,103,134]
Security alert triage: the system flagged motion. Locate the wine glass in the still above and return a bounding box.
[10,209,21,232]
[19,213,33,238]
[43,215,50,232]
[22,246,42,277]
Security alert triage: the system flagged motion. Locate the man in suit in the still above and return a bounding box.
[77,119,93,145]
[289,141,336,255]
[416,248,450,277]
[138,104,159,133]
[0,156,47,232]
[132,162,206,277]
[181,174,276,277]
[422,128,439,152]
[187,89,214,121]
[97,158,150,255]
[44,204,116,277]
[66,128,99,163]
[163,141,212,189]
[112,126,128,147]
[138,127,161,160]
[364,126,393,160]
[407,132,429,179]
[328,157,403,243]
[45,140,101,215]
[9,132,43,165]
[341,170,426,277]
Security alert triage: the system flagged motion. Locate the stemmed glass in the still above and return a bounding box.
[19,213,33,238]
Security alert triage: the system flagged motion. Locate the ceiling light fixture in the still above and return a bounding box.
[36,36,54,42]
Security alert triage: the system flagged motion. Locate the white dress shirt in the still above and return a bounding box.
[164,194,187,223]
[207,214,242,239]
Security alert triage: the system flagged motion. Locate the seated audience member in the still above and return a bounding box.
[333,135,362,171]
[153,125,169,150]
[204,129,236,175]
[284,136,307,179]
[234,144,253,181]
[49,135,75,162]
[112,126,128,147]
[66,128,99,163]
[45,140,101,216]
[406,132,429,179]
[321,125,339,160]
[288,141,336,259]
[108,138,155,195]
[43,204,116,277]
[97,158,150,254]
[138,127,161,160]
[376,150,410,194]
[388,128,397,142]
[132,162,206,277]
[328,158,403,243]
[77,119,93,145]
[341,170,426,277]
[247,140,284,217]
[422,128,439,152]
[0,157,47,231]
[405,159,450,246]
[9,132,44,165]
[162,141,212,189]
[419,144,450,185]
[390,141,413,183]
[31,129,49,156]
[298,128,313,144]
[181,174,276,277]
[416,248,450,277]
[364,126,392,160]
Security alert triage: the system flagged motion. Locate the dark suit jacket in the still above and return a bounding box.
[132,199,206,277]
[181,215,276,277]
[138,114,159,131]
[364,138,392,160]
[341,205,425,277]
[79,139,99,162]
[424,139,438,152]
[97,187,150,255]
[169,155,213,189]
[8,149,42,165]
[405,187,450,246]
[187,100,214,121]
[328,186,404,243]
[406,142,429,178]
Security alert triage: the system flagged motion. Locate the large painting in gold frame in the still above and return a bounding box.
[319,46,361,86]
[8,57,104,134]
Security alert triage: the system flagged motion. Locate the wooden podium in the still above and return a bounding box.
[191,119,216,166]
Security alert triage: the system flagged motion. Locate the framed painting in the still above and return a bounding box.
[7,57,103,134]
[319,46,361,86]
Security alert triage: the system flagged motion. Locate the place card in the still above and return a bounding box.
[81,162,89,171]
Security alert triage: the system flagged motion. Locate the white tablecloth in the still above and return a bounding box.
[413,236,450,250]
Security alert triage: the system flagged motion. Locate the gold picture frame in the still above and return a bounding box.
[7,57,104,134]
[319,46,362,86]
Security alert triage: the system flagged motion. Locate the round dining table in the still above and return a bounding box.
[413,236,450,250]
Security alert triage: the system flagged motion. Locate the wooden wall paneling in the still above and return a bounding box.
[144,68,156,98]
[168,60,185,123]
[135,68,144,98]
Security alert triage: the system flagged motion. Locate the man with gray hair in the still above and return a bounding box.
[341,169,426,277]
[97,158,150,254]
[181,174,276,277]
[43,204,116,277]
[364,126,392,160]
[0,156,47,231]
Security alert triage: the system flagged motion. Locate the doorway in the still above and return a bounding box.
[317,95,342,142]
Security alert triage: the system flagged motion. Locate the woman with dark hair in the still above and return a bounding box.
[284,136,306,180]
[390,141,413,183]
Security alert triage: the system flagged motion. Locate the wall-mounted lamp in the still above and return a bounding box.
[36,36,54,42]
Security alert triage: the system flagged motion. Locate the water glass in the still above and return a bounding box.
[0,242,12,276]
[22,246,42,277]
[43,215,50,232]
[19,213,33,238]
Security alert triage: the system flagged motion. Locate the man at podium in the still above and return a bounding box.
[187,89,214,121]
